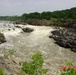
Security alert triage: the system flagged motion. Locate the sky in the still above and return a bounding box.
[0,0,76,16]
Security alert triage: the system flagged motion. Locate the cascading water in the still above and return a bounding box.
[0,21,76,75]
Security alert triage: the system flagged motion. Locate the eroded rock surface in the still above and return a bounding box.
[49,28,76,52]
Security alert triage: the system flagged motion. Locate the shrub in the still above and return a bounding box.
[27,19,50,26]
[22,52,48,75]
[0,68,4,75]
[19,70,25,75]
[61,62,76,75]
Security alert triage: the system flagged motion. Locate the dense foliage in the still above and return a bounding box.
[0,7,76,21]
[21,52,48,75]
[21,7,76,20]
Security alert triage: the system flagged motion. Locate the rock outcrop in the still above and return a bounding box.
[0,33,6,44]
[49,29,76,52]
[15,26,22,28]
[22,27,34,33]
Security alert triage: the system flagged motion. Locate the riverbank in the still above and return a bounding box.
[49,27,76,52]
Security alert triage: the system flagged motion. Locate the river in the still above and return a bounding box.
[0,21,76,75]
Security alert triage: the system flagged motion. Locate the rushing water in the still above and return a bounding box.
[0,21,76,75]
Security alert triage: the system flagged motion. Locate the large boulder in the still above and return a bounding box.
[49,29,76,52]
[0,33,6,44]
[22,27,34,33]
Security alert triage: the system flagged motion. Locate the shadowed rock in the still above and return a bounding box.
[22,27,34,33]
[49,29,76,52]
[0,33,6,44]
[15,26,22,28]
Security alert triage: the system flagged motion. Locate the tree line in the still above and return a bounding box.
[0,7,76,21]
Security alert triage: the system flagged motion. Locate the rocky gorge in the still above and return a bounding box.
[0,21,76,75]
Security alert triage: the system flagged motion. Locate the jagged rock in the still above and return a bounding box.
[15,26,22,28]
[0,33,6,44]
[13,28,15,30]
[8,29,11,31]
[49,29,76,52]
[22,27,34,33]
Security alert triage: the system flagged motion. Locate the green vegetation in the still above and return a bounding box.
[0,7,76,75]
[21,7,76,20]
[0,7,76,21]
[19,70,25,75]
[0,16,20,21]
[0,7,76,26]
[21,52,48,75]
[0,68,4,75]
[61,62,76,75]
